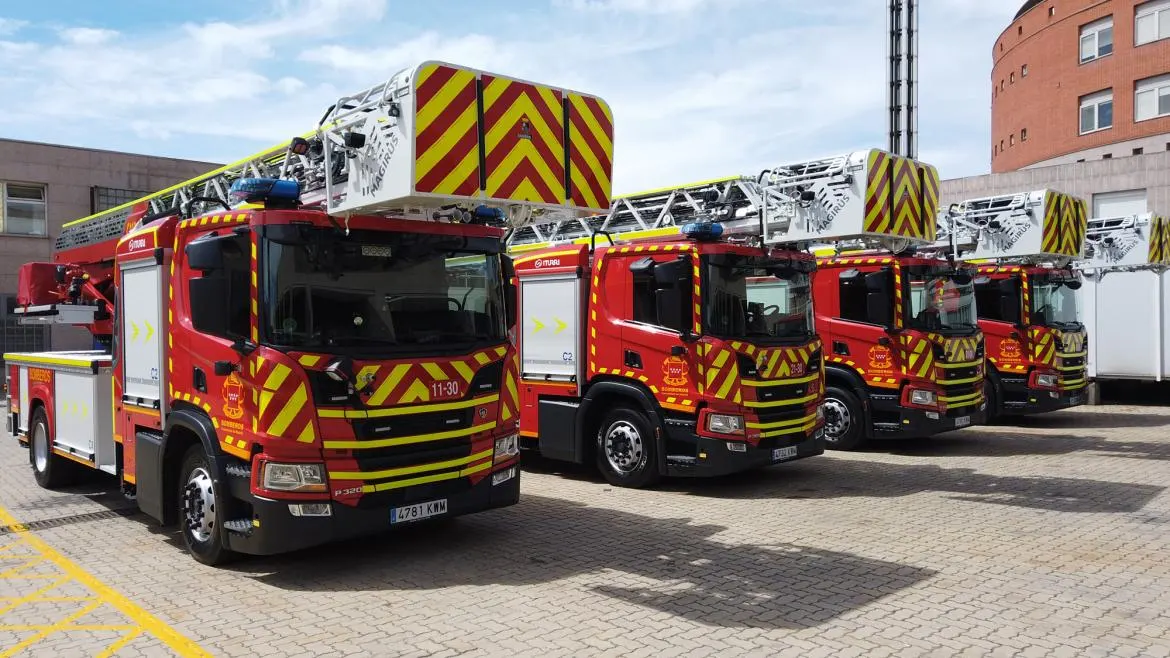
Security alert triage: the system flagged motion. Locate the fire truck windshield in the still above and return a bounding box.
[1031,280,1081,328]
[260,226,507,355]
[906,274,978,334]
[704,256,815,344]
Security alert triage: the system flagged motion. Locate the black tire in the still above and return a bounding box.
[594,406,662,488]
[28,407,74,488]
[983,375,1002,424]
[822,385,866,450]
[178,444,237,566]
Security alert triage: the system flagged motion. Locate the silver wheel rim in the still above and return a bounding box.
[182,467,216,543]
[604,421,644,475]
[823,398,852,442]
[32,421,49,472]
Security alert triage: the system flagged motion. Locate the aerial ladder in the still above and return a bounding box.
[5,61,614,564]
[1075,212,1170,381]
[932,189,1090,419]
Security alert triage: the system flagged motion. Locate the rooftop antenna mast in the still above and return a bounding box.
[888,0,919,158]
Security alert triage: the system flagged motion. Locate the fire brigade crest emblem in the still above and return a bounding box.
[222,371,244,420]
[662,355,689,387]
[867,345,893,370]
[1000,339,1021,359]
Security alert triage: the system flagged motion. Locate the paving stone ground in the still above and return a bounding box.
[2,402,1170,657]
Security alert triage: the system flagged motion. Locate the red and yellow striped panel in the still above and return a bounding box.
[253,357,317,443]
[1150,216,1170,264]
[1041,191,1088,256]
[500,350,520,425]
[730,340,822,381]
[414,63,481,197]
[863,150,939,241]
[1029,327,1056,366]
[347,346,509,409]
[700,343,742,404]
[900,334,935,379]
[1053,329,1086,355]
[566,92,613,211]
[482,74,565,206]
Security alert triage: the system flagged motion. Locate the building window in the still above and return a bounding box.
[0,183,47,236]
[1136,0,1170,46]
[1049,7,1056,17]
[1010,134,1016,146]
[1000,79,1005,91]
[91,186,149,214]
[1080,90,1114,134]
[1103,153,1113,159]
[1010,72,1016,83]
[1021,128,1029,141]
[1000,139,1005,151]
[1135,147,1145,155]
[1135,73,1170,122]
[1080,17,1114,63]
[1022,64,1029,77]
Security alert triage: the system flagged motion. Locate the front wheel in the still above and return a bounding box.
[29,407,75,488]
[822,386,866,450]
[178,445,237,566]
[595,407,662,488]
[983,377,1001,424]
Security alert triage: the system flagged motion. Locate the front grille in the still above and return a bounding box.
[1060,355,1086,369]
[754,381,812,403]
[354,476,472,509]
[354,408,473,440]
[346,436,474,470]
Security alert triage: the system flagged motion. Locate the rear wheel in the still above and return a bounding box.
[29,408,74,488]
[178,445,237,566]
[595,407,661,489]
[823,386,866,450]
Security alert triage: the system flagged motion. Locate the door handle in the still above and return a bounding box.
[624,350,643,369]
[832,341,849,356]
[193,367,207,393]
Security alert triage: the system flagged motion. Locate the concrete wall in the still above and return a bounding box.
[941,148,1170,214]
[0,139,218,352]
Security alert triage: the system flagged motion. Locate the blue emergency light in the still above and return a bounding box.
[229,177,302,205]
[681,221,724,241]
[473,205,505,222]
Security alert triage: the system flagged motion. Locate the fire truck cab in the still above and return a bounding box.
[512,227,826,488]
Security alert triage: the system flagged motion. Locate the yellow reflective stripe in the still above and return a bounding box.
[263,363,291,391]
[2,353,108,369]
[746,412,818,430]
[366,363,410,406]
[740,372,819,387]
[940,390,981,404]
[422,362,448,380]
[760,420,819,438]
[268,384,307,437]
[452,361,475,382]
[362,459,494,493]
[1055,364,1083,371]
[1058,351,1088,358]
[941,375,983,385]
[318,393,500,419]
[331,448,493,481]
[742,393,819,408]
[324,421,497,450]
[937,360,982,369]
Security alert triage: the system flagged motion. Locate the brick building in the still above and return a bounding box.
[991,0,1170,172]
[0,139,217,360]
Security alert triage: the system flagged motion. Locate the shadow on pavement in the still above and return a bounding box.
[1003,410,1170,430]
[669,458,1165,514]
[231,494,936,629]
[880,430,1170,461]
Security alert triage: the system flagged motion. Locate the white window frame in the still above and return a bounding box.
[1136,73,1170,122]
[1080,90,1114,135]
[1080,16,1114,63]
[0,182,49,237]
[1136,0,1170,46]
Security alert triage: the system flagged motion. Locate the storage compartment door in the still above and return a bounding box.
[519,273,583,386]
[53,371,97,459]
[121,260,165,408]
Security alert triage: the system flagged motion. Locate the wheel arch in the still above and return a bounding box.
[156,403,224,526]
[580,377,668,474]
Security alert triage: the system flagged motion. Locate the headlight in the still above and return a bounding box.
[707,413,744,434]
[909,389,937,406]
[1036,373,1058,388]
[262,462,326,492]
[494,434,519,462]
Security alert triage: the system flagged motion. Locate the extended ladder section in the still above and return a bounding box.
[508,148,942,252]
[935,189,1088,264]
[56,61,615,256]
[1080,213,1170,271]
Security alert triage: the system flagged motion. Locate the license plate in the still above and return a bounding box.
[390,498,448,524]
[954,416,971,428]
[1069,395,1083,405]
[772,446,798,462]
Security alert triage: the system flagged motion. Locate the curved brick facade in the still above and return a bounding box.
[992,0,1170,172]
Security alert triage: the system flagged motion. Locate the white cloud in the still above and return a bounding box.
[0,18,27,36]
[59,27,119,45]
[0,0,1026,194]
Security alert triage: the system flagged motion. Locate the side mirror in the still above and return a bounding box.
[186,232,243,271]
[866,292,893,328]
[952,270,972,286]
[189,277,229,336]
[864,269,891,295]
[655,288,688,333]
[501,255,517,329]
[1065,279,1082,290]
[997,278,1018,294]
[1000,296,1021,325]
[652,257,691,287]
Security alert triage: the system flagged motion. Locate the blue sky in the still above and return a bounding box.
[0,0,1023,192]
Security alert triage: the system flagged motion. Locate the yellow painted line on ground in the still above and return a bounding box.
[0,505,211,657]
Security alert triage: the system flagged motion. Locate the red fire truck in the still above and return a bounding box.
[937,190,1090,420]
[3,61,614,564]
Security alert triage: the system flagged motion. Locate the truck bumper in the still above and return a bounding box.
[664,425,826,478]
[869,393,986,440]
[1001,383,1087,415]
[221,465,521,556]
